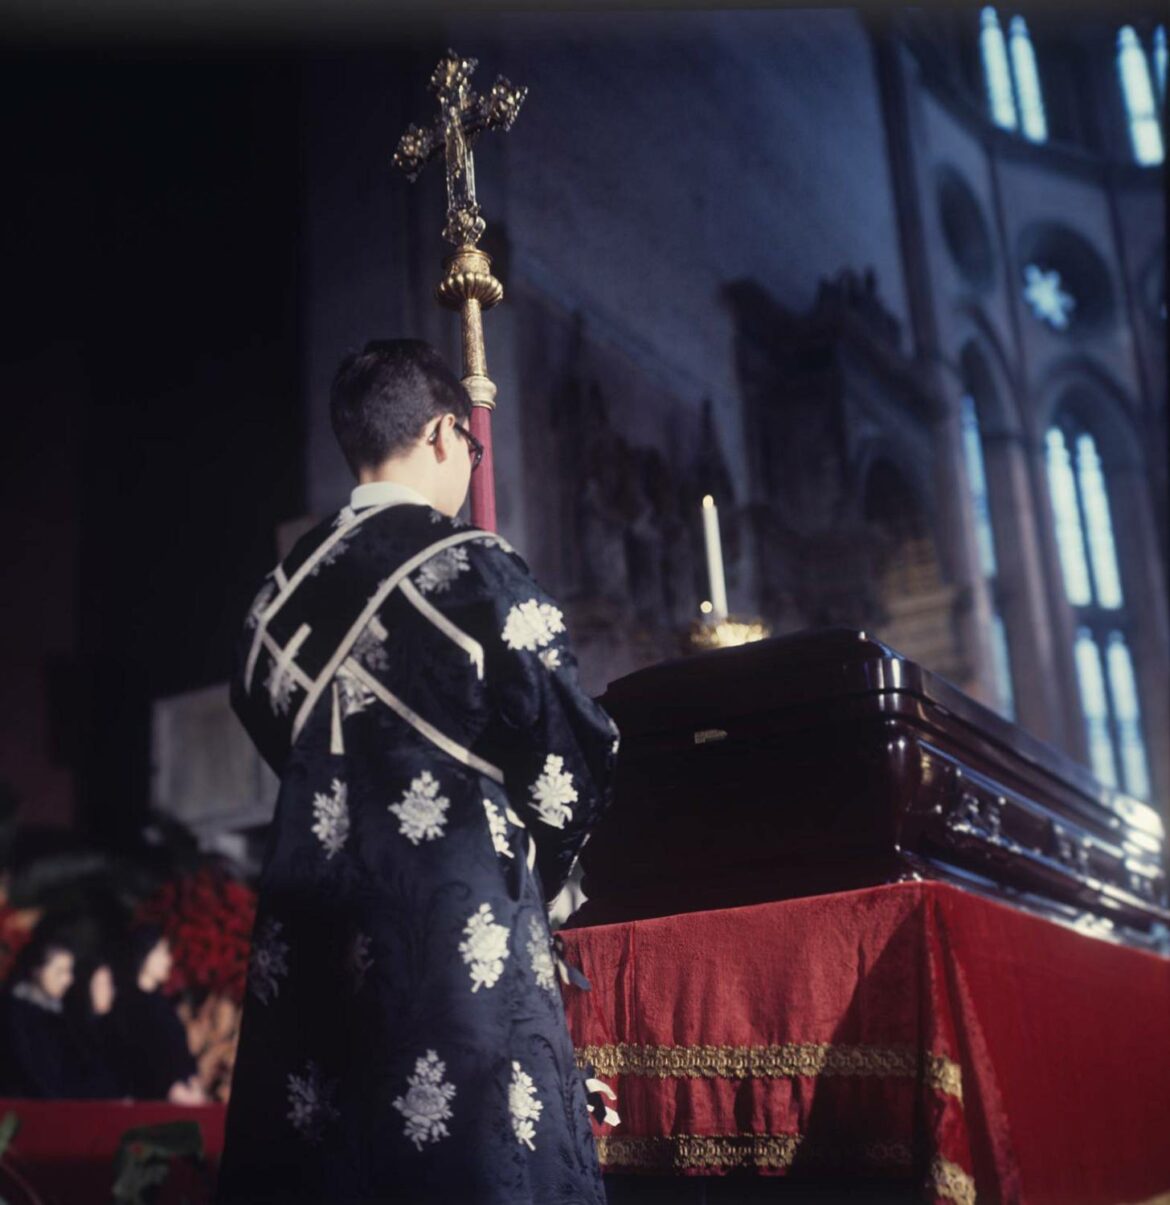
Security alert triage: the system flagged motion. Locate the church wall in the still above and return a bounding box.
[296,14,1167,811]
[474,8,912,499]
[915,89,1018,388]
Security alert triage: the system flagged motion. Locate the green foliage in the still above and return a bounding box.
[0,1112,19,1161]
[111,1121,205,1205]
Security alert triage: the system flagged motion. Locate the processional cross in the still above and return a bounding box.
[394,51,527,532]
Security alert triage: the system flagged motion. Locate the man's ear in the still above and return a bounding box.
[430,413,457,463]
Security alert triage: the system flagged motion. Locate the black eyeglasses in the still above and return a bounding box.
[428,418,484,471]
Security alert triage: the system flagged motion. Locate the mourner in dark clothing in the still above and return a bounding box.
[64,960,130,1099]
[0,929,80,1097]
[112,926,204,1103]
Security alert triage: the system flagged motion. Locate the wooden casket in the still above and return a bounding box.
[575,628,1170,951]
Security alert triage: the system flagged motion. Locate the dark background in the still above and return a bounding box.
[2,49,306,839]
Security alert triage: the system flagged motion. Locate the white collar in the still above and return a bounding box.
[349,480,434,512]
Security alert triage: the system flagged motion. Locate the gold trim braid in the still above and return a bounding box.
[596,1134,802,1172]
[596,1134,916,1173]
[927,1053,964,1100]
[577,1042,962,1101]
[930,1156,976,1205]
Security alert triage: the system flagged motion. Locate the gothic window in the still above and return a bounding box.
[980,8,1047,141]
[960,395,1015,718]
[1009,16,1048,141]
[1156,26,1167,103]
[981,8,1018,130]
[1117,25,1165,166]
[1045,418,1151,797]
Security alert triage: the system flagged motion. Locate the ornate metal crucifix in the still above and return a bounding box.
[394,50,527,532]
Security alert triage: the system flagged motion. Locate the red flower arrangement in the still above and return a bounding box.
[135,867,257,1004]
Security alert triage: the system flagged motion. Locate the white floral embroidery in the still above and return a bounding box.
[390,771,450,845]
[501,599,565,652]
[246,580,276,630]
[459,903,510,992]
[332,506,356,529]
[508,1060,543,1150]
[287,1061,339,1144]
[310,534,351,577]
[249,916,290,1006]
[393,1050,456,1150]
[263,658,299,716]
[429,509,467,528]
[347,932,373,993]
[312,778,350,858]
[526,916,557,995]
[482,798,513,859]
[529,755,578,829]
[414,546,471,595]
[353,618,389,672]
[538,648,561,671]
[336,665,375,717]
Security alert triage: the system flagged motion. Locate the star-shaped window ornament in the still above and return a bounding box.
[1023,263,1076,331]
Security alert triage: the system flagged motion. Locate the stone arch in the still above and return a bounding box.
[1035,358,1144,472]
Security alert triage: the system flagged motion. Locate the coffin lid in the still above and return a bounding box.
[600,627,1162,838]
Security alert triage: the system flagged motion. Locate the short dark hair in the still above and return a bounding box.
[329,339,472,474]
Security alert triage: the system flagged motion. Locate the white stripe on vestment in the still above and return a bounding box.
[274,564,288,589]
[267,624,311,710]
[261,630,313,689]
[290,529,503,743]
[244,502,396,691]
[341,659,504,784]
[400,578,485,680]
[330,681,344,756]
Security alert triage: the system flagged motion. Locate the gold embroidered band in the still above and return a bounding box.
[596,1133,802,1172]
[931,1156,976,1205]
[576,1042,962,1101]
[596,1134,916,1173]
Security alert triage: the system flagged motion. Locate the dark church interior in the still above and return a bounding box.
[0,2,1167,1201]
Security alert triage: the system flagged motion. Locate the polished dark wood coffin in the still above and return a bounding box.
[575,628,1170,951]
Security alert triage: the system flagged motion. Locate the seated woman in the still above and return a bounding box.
[111,925,206,1103]
[0,925,81,1097]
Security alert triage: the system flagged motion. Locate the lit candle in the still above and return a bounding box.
[700,495,728,621]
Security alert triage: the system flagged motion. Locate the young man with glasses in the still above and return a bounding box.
[218,339,618,1205]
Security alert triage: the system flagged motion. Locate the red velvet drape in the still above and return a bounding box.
[559,882,1170,1204]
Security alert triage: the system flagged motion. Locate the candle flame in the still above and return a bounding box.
[702,494,715,508]
[700,600,713,614]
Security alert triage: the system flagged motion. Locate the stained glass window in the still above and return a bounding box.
[1075,434,1123,610]
[1023,264,1076,331]
[1045,428,1091,607]
[981,8,1018,130]
[981,9,1049,143]
[1118,26,1165,166]
[1155,25,1167,104]
[1048,416,1149,798]
[1074,629,1119,788]
[960,395,1015,719]
[1009,17,1048,142]
[960,396,997,578]
[990,613,1016,721]
[1105,632,1151,800]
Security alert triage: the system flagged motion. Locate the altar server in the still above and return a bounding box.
[217,340,618,1205]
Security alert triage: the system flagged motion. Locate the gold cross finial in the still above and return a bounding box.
[393,49,527,247]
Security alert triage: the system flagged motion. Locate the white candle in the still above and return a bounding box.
[701,495,729,621]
